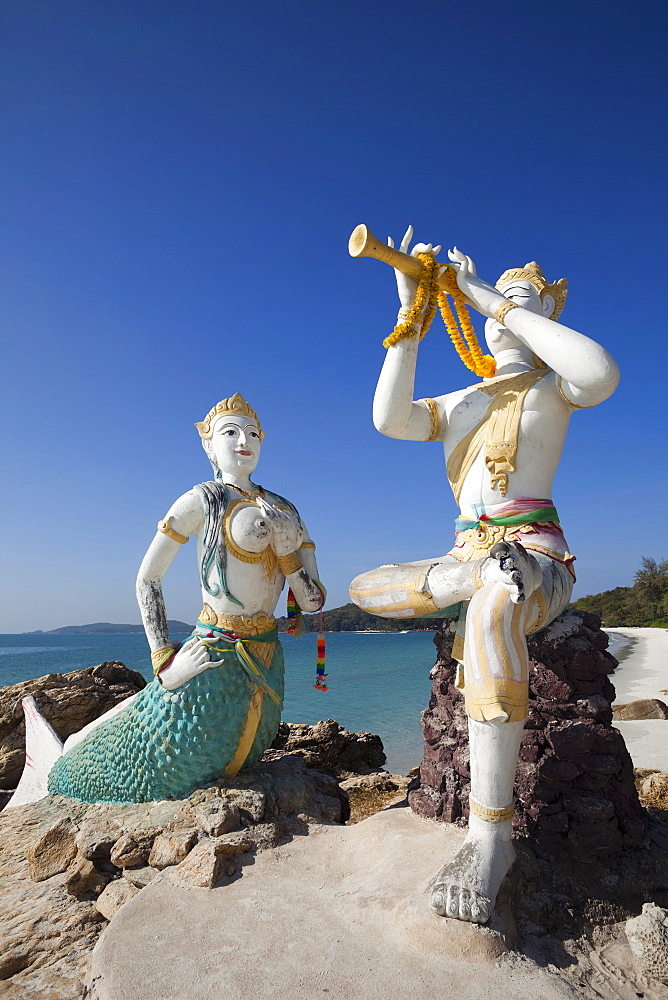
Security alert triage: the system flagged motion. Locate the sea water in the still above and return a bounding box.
[0,630,634,776]
[0,631,437,775]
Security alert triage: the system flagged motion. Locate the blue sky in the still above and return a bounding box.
[1,0,666,632]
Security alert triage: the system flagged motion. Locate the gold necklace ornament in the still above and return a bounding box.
[222,482,265,502]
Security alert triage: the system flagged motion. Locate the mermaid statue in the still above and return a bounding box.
[10,393,325,806]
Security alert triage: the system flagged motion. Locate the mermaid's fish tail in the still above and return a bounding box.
[6,696,63,809]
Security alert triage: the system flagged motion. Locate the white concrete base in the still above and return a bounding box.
[89,807,573,1000]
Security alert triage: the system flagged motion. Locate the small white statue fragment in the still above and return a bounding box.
[348,225,619,924]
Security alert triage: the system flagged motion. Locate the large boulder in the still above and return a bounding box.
[409,609,647,856]
[0,662,146,790]
[613,698,668,720]
[264,719,386,776]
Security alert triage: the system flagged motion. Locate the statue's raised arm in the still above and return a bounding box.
[449,247,619,407]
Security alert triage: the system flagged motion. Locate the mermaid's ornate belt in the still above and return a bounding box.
[194,605,280,706]
[198,603,276,638]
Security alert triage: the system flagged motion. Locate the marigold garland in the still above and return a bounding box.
[384,254,496,379]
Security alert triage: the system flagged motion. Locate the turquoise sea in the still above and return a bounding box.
[0,630,632,776]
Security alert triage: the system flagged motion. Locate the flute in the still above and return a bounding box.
[348,224,457,291]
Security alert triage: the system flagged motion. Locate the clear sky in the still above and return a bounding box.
[1,0,666,632]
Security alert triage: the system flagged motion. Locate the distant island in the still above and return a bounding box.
[26,621,194,635]
[274,603,451,633]
[23,558,668,635]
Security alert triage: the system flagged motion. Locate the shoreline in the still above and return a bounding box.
[606,627,668,770]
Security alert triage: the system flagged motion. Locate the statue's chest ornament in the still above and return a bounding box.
[446,368,550,500]
[222,496,294,582]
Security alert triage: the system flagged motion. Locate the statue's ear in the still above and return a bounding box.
[202,438,214,460]
[542,293,556,319]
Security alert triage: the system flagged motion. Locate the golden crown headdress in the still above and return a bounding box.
[495,261,568,321]
[194,392,264,440]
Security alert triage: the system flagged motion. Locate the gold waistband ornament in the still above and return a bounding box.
[198,604,276,637]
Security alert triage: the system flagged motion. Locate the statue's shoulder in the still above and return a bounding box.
[165,485,208,513]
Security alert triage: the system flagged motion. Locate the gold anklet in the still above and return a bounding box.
[469,798,515,823]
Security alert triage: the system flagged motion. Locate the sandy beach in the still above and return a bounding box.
[608,627,668,770]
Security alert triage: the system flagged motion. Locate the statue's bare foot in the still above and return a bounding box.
[482,540,542,603]
[429,821,516,923]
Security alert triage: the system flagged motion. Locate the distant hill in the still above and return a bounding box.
[275,602,453,633]
[42,620,194,635]
[570,556,668,627]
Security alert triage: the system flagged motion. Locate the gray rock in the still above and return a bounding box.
[122,865,160,889]
[148,829,198,869]
[640,771,668,809]
[264,719,386,776]
[95,878,139,920]
[626,902,668,983]
[174,834,254,888]
[27,816,78,882]
[193,799,240,837]
[110,829,159,868]
[65,856,111,897]
[76,818,122,861]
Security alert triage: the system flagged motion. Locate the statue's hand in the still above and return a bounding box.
[391,225,442,310]
[447,248,503,318]
[480,541,543,604]
[159,637,213,691]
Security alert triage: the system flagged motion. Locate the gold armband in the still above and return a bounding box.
[300,540,316,550]
[494,299,520,326]
[469,798,515,823]
[277,552,302,576]
[422,398,441,443]
[151,646,175,674]
[557,376,597,409]
[157,517,189,545]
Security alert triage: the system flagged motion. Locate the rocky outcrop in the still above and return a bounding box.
[625,903,668,984]
[265,719,387,776]
[409,609,647,856]
[0,754,350,999]
[340,771,410,824]
[0,662,146,790]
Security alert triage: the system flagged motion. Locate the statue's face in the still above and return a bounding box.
[485,279,555,356]
[205,414,261,477]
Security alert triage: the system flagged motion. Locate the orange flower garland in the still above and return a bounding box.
[384,254,496,379]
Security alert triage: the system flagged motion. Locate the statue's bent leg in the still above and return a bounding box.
[349,556,476,618]
[428,580,533,923]
[430,551,574,923]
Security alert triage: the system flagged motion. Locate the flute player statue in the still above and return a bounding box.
[348,225,619,924]
[11,393,324,807]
